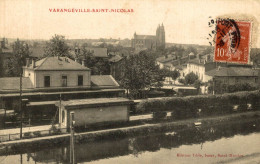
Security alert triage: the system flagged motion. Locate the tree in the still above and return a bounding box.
[121,50,167,98]
[169,69,180,84]
[43,35,71,58]
[4,39,30,76]
[185,72,198,85]
[178,78,185,84]
[80,44,110,75]
[194,80,202,93]
[185,46,198,56]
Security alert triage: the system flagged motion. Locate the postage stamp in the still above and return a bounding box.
[214,18,251,64]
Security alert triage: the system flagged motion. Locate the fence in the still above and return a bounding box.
[0,127,67,143]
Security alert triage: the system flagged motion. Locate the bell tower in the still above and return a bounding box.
[160,23,165,49]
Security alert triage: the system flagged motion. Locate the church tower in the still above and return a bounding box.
[160,23,165,49]
[156,23,165,49]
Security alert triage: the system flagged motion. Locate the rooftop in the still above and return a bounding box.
[58,98,133,108]
[108,54,124,63]
[70,47,108,58]
[91,75,119,88]
[206,67,259,77]
[84,47,108,58]
[135,35,156,40]
[156,55,176,63]
[0,75,120,93]
[0,77,33,90]
[25,56,90,71]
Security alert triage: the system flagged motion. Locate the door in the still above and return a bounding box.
[44,76,50,87]
[78,75,83,86]
[62,76,67,87]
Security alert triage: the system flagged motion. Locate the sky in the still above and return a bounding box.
[0,0,260,47]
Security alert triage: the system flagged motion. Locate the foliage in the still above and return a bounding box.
[121,50,167,98]
[169,69,180,84]
[178,78,185,84]
[44,34,72,58]
[136,90,260,119]
[78,44,110,75]
[49,125,61,135]
[201,46,213,56]
[153,111,167,120]
[4,39,30,76]
[194,80,202,92]
[185,72,198,85]
[33,131,42,137]
[250,48,260,67]
[208,79,258,94]
[185,46,198,56]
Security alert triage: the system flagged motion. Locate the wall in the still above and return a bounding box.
[35,70,91,88]
[62,105,129,128]
[24,69,36,87]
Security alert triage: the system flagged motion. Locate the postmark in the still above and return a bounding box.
[214,18,251,64]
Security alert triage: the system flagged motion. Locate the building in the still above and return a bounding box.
[131,24,165,51]
[0,56,124,128]
[74,47,108,58]
[108,53,126,81]
[186,56,216,83]
[57,98,133,130]
[205,66,259,86]
[156,55,177,70]
[23,56,91,88]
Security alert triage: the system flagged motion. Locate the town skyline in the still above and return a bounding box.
[1,0,260,47]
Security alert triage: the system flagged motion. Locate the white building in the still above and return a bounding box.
[23,56,91,88]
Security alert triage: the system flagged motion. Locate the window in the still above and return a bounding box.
[62,76,67,87]
[62,110,65,123]
[44,76,50,87]
[78,75,83,86]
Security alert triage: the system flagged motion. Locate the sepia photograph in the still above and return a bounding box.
[0,0,260,163]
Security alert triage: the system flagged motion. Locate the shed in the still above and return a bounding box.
[56,98,133,130]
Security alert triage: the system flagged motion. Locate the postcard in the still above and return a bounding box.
[0,0,259,163]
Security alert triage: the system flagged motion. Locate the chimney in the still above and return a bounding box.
[32,59,35,68]
[82,59,85,66]
[26,58,30,67]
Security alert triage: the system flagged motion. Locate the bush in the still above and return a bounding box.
[153,111,167,120]
[49,125,61,135]
[23,132,32,138]
[136,90,260,119]
[33,131,42,137]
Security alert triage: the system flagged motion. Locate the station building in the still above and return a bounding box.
[0,56,124,128]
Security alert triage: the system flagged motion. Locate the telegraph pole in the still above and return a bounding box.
[19,60,23,139]
[70,112,75,164]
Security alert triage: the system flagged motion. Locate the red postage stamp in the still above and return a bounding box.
[214,19,251,64]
